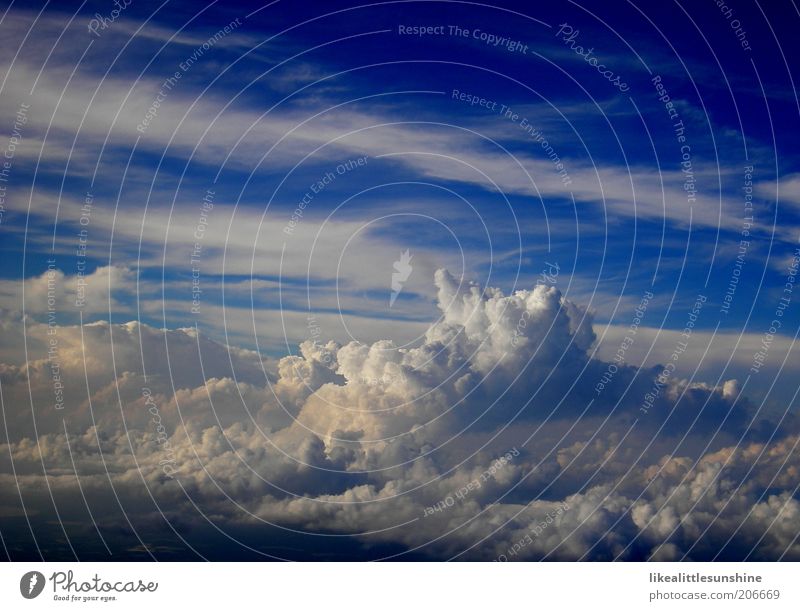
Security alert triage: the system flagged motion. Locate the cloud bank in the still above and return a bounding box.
[1,270,796,560]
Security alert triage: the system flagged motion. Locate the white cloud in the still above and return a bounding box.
[1,269,790,560]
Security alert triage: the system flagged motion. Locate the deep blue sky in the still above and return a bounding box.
[1,0,798,372]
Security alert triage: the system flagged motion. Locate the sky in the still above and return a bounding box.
[0,0,799,561]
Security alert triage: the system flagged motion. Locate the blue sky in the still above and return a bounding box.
[1,0,800,561]
[3,0,798,401]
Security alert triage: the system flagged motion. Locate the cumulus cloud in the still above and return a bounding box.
[0,264,137,316]
[0,270,796,560]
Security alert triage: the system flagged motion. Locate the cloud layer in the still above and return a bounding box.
[1,270,796,560]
